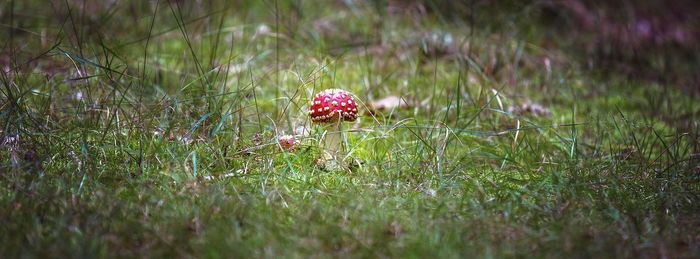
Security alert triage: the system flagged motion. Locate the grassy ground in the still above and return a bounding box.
[1,1,699,257]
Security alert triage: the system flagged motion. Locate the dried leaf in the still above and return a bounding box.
[507,101,551,117]
[368,96,411,112]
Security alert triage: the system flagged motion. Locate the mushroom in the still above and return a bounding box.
[308,89,358,160]
[278,135,296,151]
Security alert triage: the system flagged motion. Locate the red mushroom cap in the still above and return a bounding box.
[278,135,296,151]
[308,89,358,123]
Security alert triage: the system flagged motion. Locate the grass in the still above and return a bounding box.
[1,0,699,257]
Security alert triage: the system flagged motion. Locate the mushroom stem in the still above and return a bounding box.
[323,121,343,158]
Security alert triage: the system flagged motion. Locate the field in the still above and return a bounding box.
[1,1,699,257]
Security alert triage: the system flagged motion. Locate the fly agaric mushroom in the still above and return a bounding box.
[278,135,296,151]
[308,89,358,160]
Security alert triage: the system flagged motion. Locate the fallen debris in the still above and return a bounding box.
[507,101,551,117]
[367,96,411,114]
